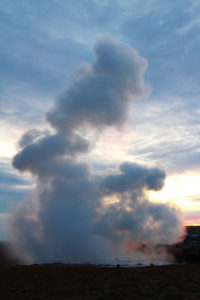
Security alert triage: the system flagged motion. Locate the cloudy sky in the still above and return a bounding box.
[1,0,200,240]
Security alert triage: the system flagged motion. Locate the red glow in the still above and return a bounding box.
[176,229,186,243]
[125,240,135,252]
[125,240,148,253]
[118,229,128,234]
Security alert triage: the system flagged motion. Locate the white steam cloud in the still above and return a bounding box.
[10,37,182,263]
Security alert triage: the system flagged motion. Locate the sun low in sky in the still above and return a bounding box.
[1,0,200,246]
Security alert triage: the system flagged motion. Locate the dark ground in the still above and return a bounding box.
[0,264,200,299]
[0,227,200,300]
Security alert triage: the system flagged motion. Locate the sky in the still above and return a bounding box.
[1,0,200,241]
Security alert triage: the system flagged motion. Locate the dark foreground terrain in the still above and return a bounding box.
[0,264,200,299]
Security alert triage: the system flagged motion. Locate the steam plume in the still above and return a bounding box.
[10,37,182,263]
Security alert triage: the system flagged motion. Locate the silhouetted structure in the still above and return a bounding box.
[169,226,200,263]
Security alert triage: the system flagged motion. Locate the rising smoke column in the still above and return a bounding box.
[11,37,183,263]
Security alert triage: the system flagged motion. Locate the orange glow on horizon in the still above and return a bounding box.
[184,216,200,226]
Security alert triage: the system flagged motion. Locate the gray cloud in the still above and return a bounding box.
[103,162,166,194]
[47,37,150,133]
[13,133,67,174]
[13,37,149,176]
[95,199,182,248]
[13,133,89,175]
[10,37,182,263]
[18,129,42,148]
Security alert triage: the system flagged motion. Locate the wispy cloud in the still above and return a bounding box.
[0,159,33,214]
